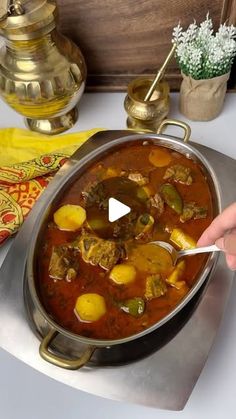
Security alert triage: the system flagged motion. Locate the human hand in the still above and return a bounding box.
[197,202,236,270]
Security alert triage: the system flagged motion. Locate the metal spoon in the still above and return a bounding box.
[150,241,221,266]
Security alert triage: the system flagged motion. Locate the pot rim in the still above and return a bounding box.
[127,77,169,105]
[26,132,222,347]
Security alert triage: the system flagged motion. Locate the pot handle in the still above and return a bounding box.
[39,329,96,370]
[157,119,191,143]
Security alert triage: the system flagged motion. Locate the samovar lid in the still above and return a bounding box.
[0,0,57,39]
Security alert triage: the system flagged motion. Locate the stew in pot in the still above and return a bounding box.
[36,143,213,340]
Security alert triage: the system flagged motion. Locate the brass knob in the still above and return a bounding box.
[8,0,24,16]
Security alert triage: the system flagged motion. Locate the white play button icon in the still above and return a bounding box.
[108,197,131,222]
[86,177,149,239]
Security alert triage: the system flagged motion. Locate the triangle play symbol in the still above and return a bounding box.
[108,197,131,222]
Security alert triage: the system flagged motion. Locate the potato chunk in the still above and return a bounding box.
[75,293,106,322]
[53,204,86,231]
[149,148,172,167]
[109,264,136,285]
[167,260,186,289]
[105,167,120,178]
[170,228,196,249]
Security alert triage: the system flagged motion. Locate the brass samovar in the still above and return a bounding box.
[0,0,86,134]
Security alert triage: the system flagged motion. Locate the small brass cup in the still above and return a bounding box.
[124,78,170,132]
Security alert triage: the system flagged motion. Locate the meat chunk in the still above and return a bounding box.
[180,202,207,223]
[83,182,108,210]
[163,164,193,185]
[74,231,125,270]
[49,245,79,281]
[145,274,167,300]
[149,193,164,216]
[128,172,149,186]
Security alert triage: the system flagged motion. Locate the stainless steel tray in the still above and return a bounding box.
[0,130,235,411]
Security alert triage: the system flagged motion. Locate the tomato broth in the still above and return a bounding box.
[36,143,213,340]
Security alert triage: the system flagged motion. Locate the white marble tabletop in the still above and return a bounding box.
[0,92,236,419]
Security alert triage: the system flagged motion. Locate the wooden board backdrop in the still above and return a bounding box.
[57,0,236,91]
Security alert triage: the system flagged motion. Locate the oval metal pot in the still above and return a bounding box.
[26,119,222,369]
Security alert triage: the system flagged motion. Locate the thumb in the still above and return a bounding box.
[215,232,236,255]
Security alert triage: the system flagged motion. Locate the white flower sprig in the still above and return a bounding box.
[172,15,236,79]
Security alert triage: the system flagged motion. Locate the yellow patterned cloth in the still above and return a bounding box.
[0,127,104,244]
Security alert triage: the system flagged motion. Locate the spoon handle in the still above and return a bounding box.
[178,244,221,257]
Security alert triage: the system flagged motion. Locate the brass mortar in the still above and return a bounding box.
[124,78,170,132]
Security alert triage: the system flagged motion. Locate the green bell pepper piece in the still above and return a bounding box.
[160,183,183,215]
[119,297,145,317]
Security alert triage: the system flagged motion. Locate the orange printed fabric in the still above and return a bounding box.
[0,153,68,244]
